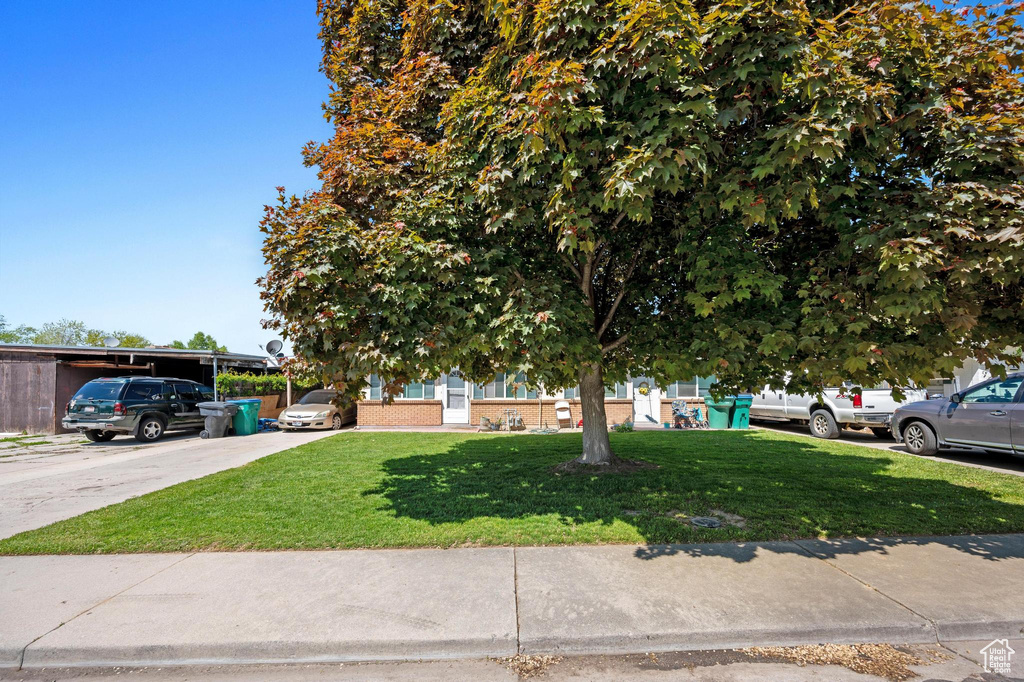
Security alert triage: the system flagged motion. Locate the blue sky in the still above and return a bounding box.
[0,1,330,354]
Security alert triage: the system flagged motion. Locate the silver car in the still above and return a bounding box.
[892,372,1024,457]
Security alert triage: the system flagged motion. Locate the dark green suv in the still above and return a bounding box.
[62,377,215,443]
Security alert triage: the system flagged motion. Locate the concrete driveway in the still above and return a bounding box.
[0,429,341,540]
[754,420,1024,477]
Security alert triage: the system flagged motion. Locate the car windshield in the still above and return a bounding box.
[73,381,126,401]
[298,390,334,405]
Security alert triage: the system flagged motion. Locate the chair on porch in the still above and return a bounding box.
[554,400,573,429]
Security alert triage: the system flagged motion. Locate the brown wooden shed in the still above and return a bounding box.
[0,344,268,434]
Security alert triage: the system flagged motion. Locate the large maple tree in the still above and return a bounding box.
[261,0,1024,464]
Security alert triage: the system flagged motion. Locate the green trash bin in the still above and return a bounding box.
[731,394,753,430]
[228,399,261,436]
[705,396,735,429]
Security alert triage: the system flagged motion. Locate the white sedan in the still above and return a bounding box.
[277,390,350,431]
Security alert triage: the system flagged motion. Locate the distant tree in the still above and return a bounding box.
[0,316,35,344]
[110,330,151,348]
[85,329,108,347]
[169,331,227,352]
[32,319,89,346]
[0,316,149,348]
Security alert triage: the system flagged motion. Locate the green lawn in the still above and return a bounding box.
[4,430,1024,554]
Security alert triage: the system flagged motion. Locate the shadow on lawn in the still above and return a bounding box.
[365,431,1024,562]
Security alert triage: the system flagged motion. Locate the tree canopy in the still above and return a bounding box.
[0,315,38,344]
[169,331,228,352]
[260,0,1024,462]
[0,316,152,349]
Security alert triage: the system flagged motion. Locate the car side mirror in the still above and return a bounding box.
[950,393,961,404]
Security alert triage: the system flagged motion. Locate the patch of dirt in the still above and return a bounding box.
[743,643,950,681]
[552,457,659,475]
[496,654,562,678]
[661,508,746,529]
[708,508,747,528]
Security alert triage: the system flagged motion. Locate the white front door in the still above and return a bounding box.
[632,377,660,425]
[442,372,470,424]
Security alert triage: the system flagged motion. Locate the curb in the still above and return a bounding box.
[13,624,1019,669]
[519,623,938,657]
[18,638,518,669]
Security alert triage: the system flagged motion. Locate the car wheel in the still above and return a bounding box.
[331,413,343,430]
[84,430,115,443]
[135,416,165,443]
[903,421,938,456]
[809,409,840,439]
[870,427,893,440]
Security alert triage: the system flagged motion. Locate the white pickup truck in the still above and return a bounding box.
[749,383,929,439]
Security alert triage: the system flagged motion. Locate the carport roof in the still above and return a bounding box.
[0,344,268,369]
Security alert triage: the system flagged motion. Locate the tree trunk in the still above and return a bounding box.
[577,363,616,464]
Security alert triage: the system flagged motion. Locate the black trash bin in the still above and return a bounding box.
[197,401,240,439]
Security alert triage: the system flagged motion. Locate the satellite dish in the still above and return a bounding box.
[265,340,283,356]
[102,337,121,348]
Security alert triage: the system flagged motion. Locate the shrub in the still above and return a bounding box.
[215,372,318,397]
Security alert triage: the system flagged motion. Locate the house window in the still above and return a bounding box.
[505,371,538,399]
[473,373,505,399]
[473,372,537,399]
[605,383,628,399]
[665,377,716,398]
[401,381,435,400]
[562,384,628,399]
[368,375,437,400]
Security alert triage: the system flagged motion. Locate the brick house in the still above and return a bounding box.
[356,372,715,428]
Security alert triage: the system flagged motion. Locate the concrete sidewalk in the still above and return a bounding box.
[3,534,1024,669]
[0,430,340,539]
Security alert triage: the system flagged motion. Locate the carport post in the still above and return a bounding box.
[213,355,219,401]
[286,375,292,407]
